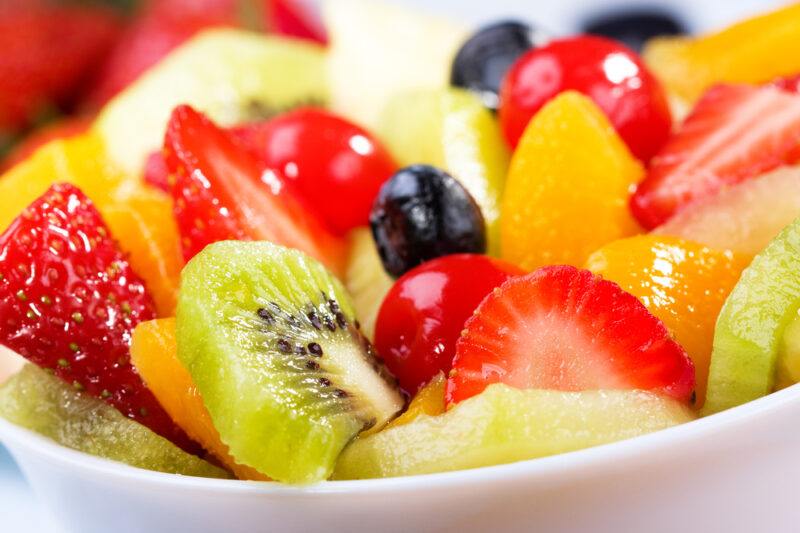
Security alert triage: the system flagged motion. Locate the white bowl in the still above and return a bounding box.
[2,383,800,533]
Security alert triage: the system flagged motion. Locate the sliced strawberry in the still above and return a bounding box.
[446,265,695,406]
[0,5,120,130]
[144,149,171,193]
[164,104,346,274]
[265,0,327,44]
[630,84,800,229]
[0,183,196,451]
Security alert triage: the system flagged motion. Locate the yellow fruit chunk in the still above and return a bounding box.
[500,91,643,271]
[102,190,183,317]
[130,319,268,481]
[644,4,800,103]
[0,133,132,232]
[586,235,748,406]
[344,228,394,340]
[387,373,445,429]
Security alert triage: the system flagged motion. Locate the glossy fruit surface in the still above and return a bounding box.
[0,365,227,478]
[587,235,748,406]
[232,108,396,234]
[266,0,327,44]
[630,84,800,230]
[450,20,538,110]
[0,183,193,450]
[344,228,394,340]
[131,319,267,480]
[164,105,346,274]
[447,265,695,406]
[653,166,800,257]
[705,217,800,414]
[95,29,327,175]
[378,88,509,254]
[500,91,643,271]
[643,3,800,103]
[375,254,522,393]
[101,190,184,317]
[370,165,486,278]
[385,373,446,430]
[334,385,694,479]
[499,35,671,162]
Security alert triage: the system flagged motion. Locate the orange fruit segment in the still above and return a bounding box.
[586,235,748,406]
[130,318,268,481]
[500,91,643,271]
[386,373,446,429]
[0,132,132,232]
[102,190,183,317]
[644,4,800,103]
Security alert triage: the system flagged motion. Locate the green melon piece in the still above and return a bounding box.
[333,385,694,480]
[705,217,800,415]
[378,88,510,253]
[344,228,394,341]
[94,28,327,175]
[0,365,228,478]
[177,241,403,484]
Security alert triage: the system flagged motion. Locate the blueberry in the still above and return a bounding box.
[451,20,541,111]
[582,10,686,52]
[369,165,486,278]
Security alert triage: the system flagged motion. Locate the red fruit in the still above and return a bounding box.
[1,116,91,171]
[498,35,671,162]
[446,265,695,406]
[87,0,239,107]
[631,84,800,229]
[164,105,346,273]
[770,73,800,94]
[232,108,396,234]
[0,183,195,451]
[375,254,523,394]
[144,149,171,193]
[265,0,327,44]
[0,5,119,130]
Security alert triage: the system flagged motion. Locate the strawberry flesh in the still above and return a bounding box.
[631,84,800,229]
[447,265,695,405]
[163,105,345,273]
[0,183,196,451]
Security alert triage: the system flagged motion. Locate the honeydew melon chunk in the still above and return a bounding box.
[378,88,509,253]
[323,0,468,131]
[0,365,229,478]
[333,385,694,480]
[94,28,327,175]
[704,216,800,414]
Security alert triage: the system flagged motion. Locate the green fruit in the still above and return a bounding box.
[323,0,467,131]
[0,365,228,478]
[776,309,800,389]
[95,29,327,175]
[378,88,509,253]
[344,228,394,340]
[333,385,693,480]
[177,241,404,484]
[705,217,800,415]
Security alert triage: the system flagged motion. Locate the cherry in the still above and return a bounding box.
[498,35,672,162]
[374,254,523,394]
[232,108,397,235]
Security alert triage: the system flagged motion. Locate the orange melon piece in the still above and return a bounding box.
[586,235,748,406]
[130,319,268,481]
[500,91,643,271]
[644,4,800,103]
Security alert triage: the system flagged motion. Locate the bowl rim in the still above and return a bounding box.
[2,382,799,494]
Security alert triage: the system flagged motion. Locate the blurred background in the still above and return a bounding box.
[0,0,790,530]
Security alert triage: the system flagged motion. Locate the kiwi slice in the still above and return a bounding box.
[177,241,404,484]
[94,28,327,175]
[0,365,228,478]
[334,385,694,480]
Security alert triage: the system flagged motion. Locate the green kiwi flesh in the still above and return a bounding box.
[177,241,404,484]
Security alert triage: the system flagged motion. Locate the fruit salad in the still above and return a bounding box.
[2,0,800,485]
